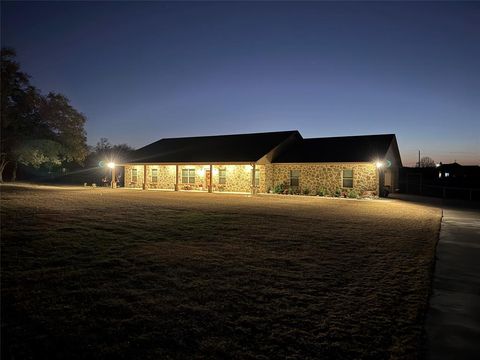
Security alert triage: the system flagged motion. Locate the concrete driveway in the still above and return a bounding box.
[426,207,480,359]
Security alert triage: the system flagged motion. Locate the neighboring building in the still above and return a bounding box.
[399,162,480,200]
[121,130,402,195]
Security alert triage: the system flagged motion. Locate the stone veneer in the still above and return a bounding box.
[271,163,377,194]
[124,163,376,194]
[124,164,266,193]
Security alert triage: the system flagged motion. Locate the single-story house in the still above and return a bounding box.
[121,130,402,195]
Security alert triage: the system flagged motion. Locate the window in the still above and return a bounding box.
[255,169,260,186]
[290,170,300,187]
[132,168,138,182]
[182,168,195,183]
[151,168,158,182]
[218,168,226,184]
[342,169,353,188]
[445,172,450,178]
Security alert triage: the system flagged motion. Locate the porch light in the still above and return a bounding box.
[376,161,384,169]
[107,162,115,169]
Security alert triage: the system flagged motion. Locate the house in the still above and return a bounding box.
[121,130,402,195]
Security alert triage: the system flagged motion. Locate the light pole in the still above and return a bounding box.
[376,161,383,197]
[108,162,116,188]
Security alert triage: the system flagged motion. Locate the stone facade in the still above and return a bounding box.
[270,163,377,194]
[124,162,377,194]
[124,164,266,193]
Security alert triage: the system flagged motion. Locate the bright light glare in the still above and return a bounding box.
[435,163,441,168]
[107,162,115,169]
[376,161,383,169]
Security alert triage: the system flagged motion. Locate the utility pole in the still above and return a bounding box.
[417,150,421,167]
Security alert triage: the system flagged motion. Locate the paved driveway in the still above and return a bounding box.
[426,208,480,359]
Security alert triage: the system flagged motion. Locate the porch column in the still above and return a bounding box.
[209,164,213,193]
[175,165,179,191]
[143,164,147,190]
[251,163,256,195]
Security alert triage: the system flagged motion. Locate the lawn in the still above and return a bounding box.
[1,185,441,359]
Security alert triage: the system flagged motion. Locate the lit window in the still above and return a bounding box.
[182,168,195,184]
[151,168,158,182]
[290,170,300,187]
[132,168,138,182]
[445,172,450,178]
[438,172,442,178]
[255,169,260,186]
[342,169,353,188]
[218,168,226,184]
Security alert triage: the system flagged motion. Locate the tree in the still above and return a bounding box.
[88,138,134,167]
[15,139,63,169]
[1,48,88,181]
[0,48,41,181]
[419,156,436,168]
[40,92,88,165]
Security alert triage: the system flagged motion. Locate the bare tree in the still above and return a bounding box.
[419,156,436,168]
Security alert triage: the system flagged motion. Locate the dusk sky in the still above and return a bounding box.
[2,1,479,166]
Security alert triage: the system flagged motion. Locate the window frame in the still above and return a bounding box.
[182,168,196,184]
[342,169,354,188]
[254,169,260,186]
[218,168,226,184]
[290,170,300,187]
[131,168,138,182]
[151,168,158,182]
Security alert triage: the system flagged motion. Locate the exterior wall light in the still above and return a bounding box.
[107,162,115,169]
[376,161,384,169]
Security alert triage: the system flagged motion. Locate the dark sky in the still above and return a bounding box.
[2,1,479,166]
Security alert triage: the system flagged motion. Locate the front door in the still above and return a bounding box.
[205,170,211,191]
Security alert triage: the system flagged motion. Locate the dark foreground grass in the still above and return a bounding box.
[1,185,441,359]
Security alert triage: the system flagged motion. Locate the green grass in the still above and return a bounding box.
[1,185,441,359]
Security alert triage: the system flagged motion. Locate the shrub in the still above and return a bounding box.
[347,189,359,198]
[273,183,285,194]
[317,188,327,196]
[334,188,342,197]
[302,187,310,195]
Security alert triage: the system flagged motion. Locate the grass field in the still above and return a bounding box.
[1,185,441,359]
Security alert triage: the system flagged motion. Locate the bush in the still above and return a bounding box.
[317,188,327,196]
[273,183,286,194]
[287,187,300,195]
[302,187,310,195]
[334,189,342,197]
[347,189,359,198]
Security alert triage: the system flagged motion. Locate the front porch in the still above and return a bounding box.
[122,163,265,194]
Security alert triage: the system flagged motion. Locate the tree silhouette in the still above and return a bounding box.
[1,48,88,181]
[419,156,436,168]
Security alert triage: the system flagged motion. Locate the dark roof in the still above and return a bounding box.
[273,134,396,163]
[126,130,300,163]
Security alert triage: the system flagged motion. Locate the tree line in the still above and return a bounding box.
[1,48,133,182]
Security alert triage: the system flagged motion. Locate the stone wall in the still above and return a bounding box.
[269,163,377,194]
[124,164,265,193]
[124,163,376,194]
